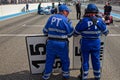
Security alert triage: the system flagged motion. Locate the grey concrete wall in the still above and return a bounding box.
[0,2,58,16]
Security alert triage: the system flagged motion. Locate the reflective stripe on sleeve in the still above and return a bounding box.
[74,29,81,35]
[103,28,108,33]
[68,30,74,36]
[43,28,48,32]
[82,31,101,34]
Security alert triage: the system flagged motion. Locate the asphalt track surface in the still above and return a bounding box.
[0,4,120,80]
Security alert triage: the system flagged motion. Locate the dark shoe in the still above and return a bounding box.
[95,78,100,80]
[78,74,82,79]
[62,77,69,80]
[79,19,82,22]
[42,79,49,80]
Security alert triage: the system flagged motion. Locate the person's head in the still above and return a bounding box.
[77,0,80,3]
[59,4,71,17]
[85,3,99,14]
[108,2,110,5]
[105,2,108,5]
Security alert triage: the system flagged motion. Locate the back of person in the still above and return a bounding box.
[44,14,73,39]
[78,16,105,53]
[54,8,57,14]
[26,3,29,9]
[46,14,70,50]
[75,1,81,19]
[104,2,112,15]
[74,4,109,80]
[79,16,107,39]
[104,6,111,12]
[107,5,111,12]
[76,2,81,12]
[42,4,74,80]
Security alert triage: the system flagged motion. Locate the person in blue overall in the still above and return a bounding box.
[74,4,109,80]
[42,4,74,80]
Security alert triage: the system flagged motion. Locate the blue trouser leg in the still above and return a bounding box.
[81,49,89,80]
[57,42,70,78]
[42,48,56,80]
[80,39,89,80]
[43,40,70,79]
[80,39,101,80]
[91,50,101,79]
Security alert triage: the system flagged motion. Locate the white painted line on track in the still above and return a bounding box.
[22,24,44,27]
[108,34,120,36]
[0,34,120,37]
[113,24,119,28]
[0,34,42,36]
[107,24,119,28]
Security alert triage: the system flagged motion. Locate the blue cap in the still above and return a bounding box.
[59,4,71,12]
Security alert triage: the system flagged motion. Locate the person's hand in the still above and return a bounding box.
[68,19,72,24]
[73,33,78,37]
[44,34,48,36]
[104,30,109,36]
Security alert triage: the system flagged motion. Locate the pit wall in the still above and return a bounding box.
[0,2,59,16]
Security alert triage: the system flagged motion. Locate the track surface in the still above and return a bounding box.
[0,5,120,80]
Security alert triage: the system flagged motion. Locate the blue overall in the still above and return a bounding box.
[42,14,74,80]
[74,16,109,80]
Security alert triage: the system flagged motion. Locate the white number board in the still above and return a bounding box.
[73,35,106,69]
[26,35,61,74]
[25,35,106,74]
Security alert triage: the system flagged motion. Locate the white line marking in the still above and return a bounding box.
[107,24,119,28]
[22,24,44,27]
[108,34,120,36]
[114,24,119,28]
[0,34,120,37]
[0,34,42,36]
